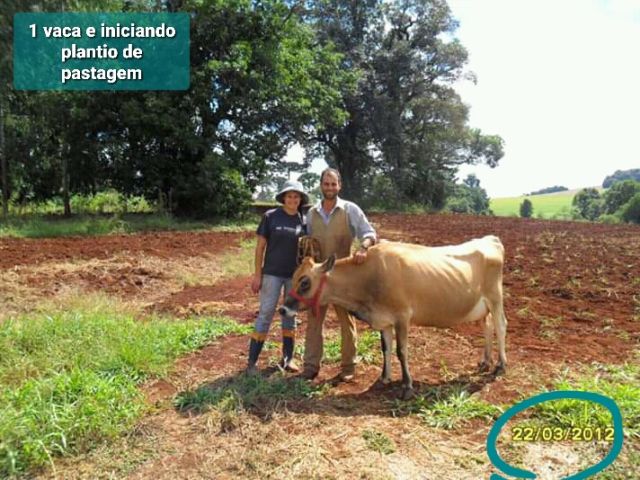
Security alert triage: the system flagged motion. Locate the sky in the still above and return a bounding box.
[447,0,640,197]
[294,0,640,198]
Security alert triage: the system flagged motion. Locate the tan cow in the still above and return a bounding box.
[280,236,508,399]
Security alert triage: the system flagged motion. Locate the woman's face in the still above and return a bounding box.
[283,191,302,210]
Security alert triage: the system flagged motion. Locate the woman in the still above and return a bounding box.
[246,180,308,374]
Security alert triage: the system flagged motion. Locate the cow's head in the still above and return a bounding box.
[279,254,336,318]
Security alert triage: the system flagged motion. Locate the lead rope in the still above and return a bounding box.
[297,236,323,265]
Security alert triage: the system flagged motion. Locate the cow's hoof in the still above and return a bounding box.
[493,364,506,376]
[478,360,491,373]
[378,375,392,385]
[400,387,415,401]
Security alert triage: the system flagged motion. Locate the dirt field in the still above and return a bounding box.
[2,214,639,479]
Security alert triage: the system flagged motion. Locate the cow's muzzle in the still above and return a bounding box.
[278,304,298,318]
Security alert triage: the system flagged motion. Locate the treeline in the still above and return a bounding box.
[602,169,640,189]
[528,185,568,196]
[572,180,640,224]
[0,0,503,218]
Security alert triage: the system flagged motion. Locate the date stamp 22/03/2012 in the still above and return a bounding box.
[511,425,615,443]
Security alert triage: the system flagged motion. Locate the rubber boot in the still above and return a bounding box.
[246,338,264,375]
[281,335,299,372]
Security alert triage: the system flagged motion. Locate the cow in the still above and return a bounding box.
[280,236,508,400]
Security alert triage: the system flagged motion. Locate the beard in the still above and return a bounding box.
[322,191,338,200]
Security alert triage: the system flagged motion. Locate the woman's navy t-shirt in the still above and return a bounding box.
[257,207,305,278]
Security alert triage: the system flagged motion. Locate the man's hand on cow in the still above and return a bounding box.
[251,274,262,293]
[353,248,368,264]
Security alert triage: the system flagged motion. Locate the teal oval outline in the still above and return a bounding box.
[486,390,624,480]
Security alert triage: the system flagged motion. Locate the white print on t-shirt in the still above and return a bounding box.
[275,225,303,235]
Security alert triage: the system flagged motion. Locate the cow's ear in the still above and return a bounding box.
[321,254,336,273]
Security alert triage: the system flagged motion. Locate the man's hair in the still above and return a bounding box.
[320,168,342,184]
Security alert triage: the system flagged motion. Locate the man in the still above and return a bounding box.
[302,168,376,381]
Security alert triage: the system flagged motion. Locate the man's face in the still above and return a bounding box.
[321,172,341,200]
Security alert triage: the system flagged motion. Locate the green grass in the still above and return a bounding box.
[529,361,640,439]
[416,387,502,429]
[218,238,257,279]
[490,190,578,219]
[0,213,258,238]
[174,372,327,415]
[362,430,396,455]
[0,298,250,477]
[322,329,382,364]
[393,385,502,429]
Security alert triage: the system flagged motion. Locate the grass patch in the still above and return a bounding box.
[528,361,640,439]
[322,329,381,365]
[174,373,327,417]
[490,190,578,218]
[400,386,501,429]
[593,448,640,479]
[362,430,396,455]
[0,300,248,477]
[218,238,257,279]
[538,315,563,340]
[0,213,258,239]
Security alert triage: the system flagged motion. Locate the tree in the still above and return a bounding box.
[572,188,602,221]
[519,198,533,218]
[621,193,640,224]
[529,185,568,195]
[602,168,640,188]
[602,180,640,215]
[297,172,320,203]
[306,0,504,207]
[444,174,491,215]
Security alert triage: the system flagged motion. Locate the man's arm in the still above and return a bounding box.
[346,202,376,263]
[346,202,376,246]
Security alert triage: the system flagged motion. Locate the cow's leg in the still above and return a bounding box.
[488,295,508,376]
[478,312,494,372]
[379,327,393,385]
[495,310,508,375]
[395,321,413,400]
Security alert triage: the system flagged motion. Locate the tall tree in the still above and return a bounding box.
[306,0,503,206]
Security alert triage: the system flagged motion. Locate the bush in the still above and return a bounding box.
[444,179,491,215]
[519,199,533,218]
[599,213,621,225]
[621,193,640,224]
[68,191,154,215]
[602,180,640,214]
[572,188,602,221]
[172,155,251,218]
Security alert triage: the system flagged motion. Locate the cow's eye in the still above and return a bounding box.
[299,277,311,292]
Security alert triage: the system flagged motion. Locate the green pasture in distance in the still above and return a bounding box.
[490,190,577,218]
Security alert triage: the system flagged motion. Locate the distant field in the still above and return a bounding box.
[490,189,579,218]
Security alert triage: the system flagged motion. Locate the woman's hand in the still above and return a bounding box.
[251,274,262,294]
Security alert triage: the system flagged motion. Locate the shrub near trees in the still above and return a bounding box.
[621,193,640,224]
[519,199,533,218]
[444,174,492,215]
[572,188,602,221]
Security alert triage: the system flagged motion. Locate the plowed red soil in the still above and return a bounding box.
[7,214,639,479]
[3,215,638,391]
[0,230,251,269]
